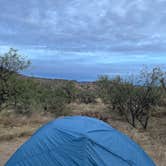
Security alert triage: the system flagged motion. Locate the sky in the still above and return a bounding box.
[0,0,166,81]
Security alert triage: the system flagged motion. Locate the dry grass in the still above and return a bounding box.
[0,112,53,141]
[0,103,166,166]
[0,137,28,166]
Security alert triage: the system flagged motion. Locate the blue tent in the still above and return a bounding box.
[5,116,155,166]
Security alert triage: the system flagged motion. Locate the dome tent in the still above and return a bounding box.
[5,116,155,166]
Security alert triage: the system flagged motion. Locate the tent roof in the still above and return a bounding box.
[5,116,155,166]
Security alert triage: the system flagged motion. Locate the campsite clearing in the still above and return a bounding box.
[0,103,166,166]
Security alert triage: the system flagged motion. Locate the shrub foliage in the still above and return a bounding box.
[97,68,165,129]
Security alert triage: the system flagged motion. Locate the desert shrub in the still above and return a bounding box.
[38,85,68,115]
[0,48,30,111]
[10,78,39,114]
[61,81,77,103]
[159,71,166,106]
[76,89,97,104]
[97,67,165,129]
[96,75,111,103]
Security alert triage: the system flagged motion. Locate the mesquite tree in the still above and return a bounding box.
[97,67,165,129]
[0,48,30,111]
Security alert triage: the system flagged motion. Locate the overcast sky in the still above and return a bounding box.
[0,0,166,80]
[0,0,166,52]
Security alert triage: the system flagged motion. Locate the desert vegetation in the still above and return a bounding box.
[0,49,166,165]
[0,48,165,126]
[97,67,166,129]
[0,49,98,116]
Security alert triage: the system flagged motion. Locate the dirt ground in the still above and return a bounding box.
[0,103,166,166]
[0,137,27,166]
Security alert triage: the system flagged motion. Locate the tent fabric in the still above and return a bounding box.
[5,116,155,166]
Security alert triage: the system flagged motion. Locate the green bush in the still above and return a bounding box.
[0,48,30,111]
[61,81,77,103]
[97,68,165,129]
[77,90,96,104]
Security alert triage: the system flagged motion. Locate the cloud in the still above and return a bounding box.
[0,0,166,52]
